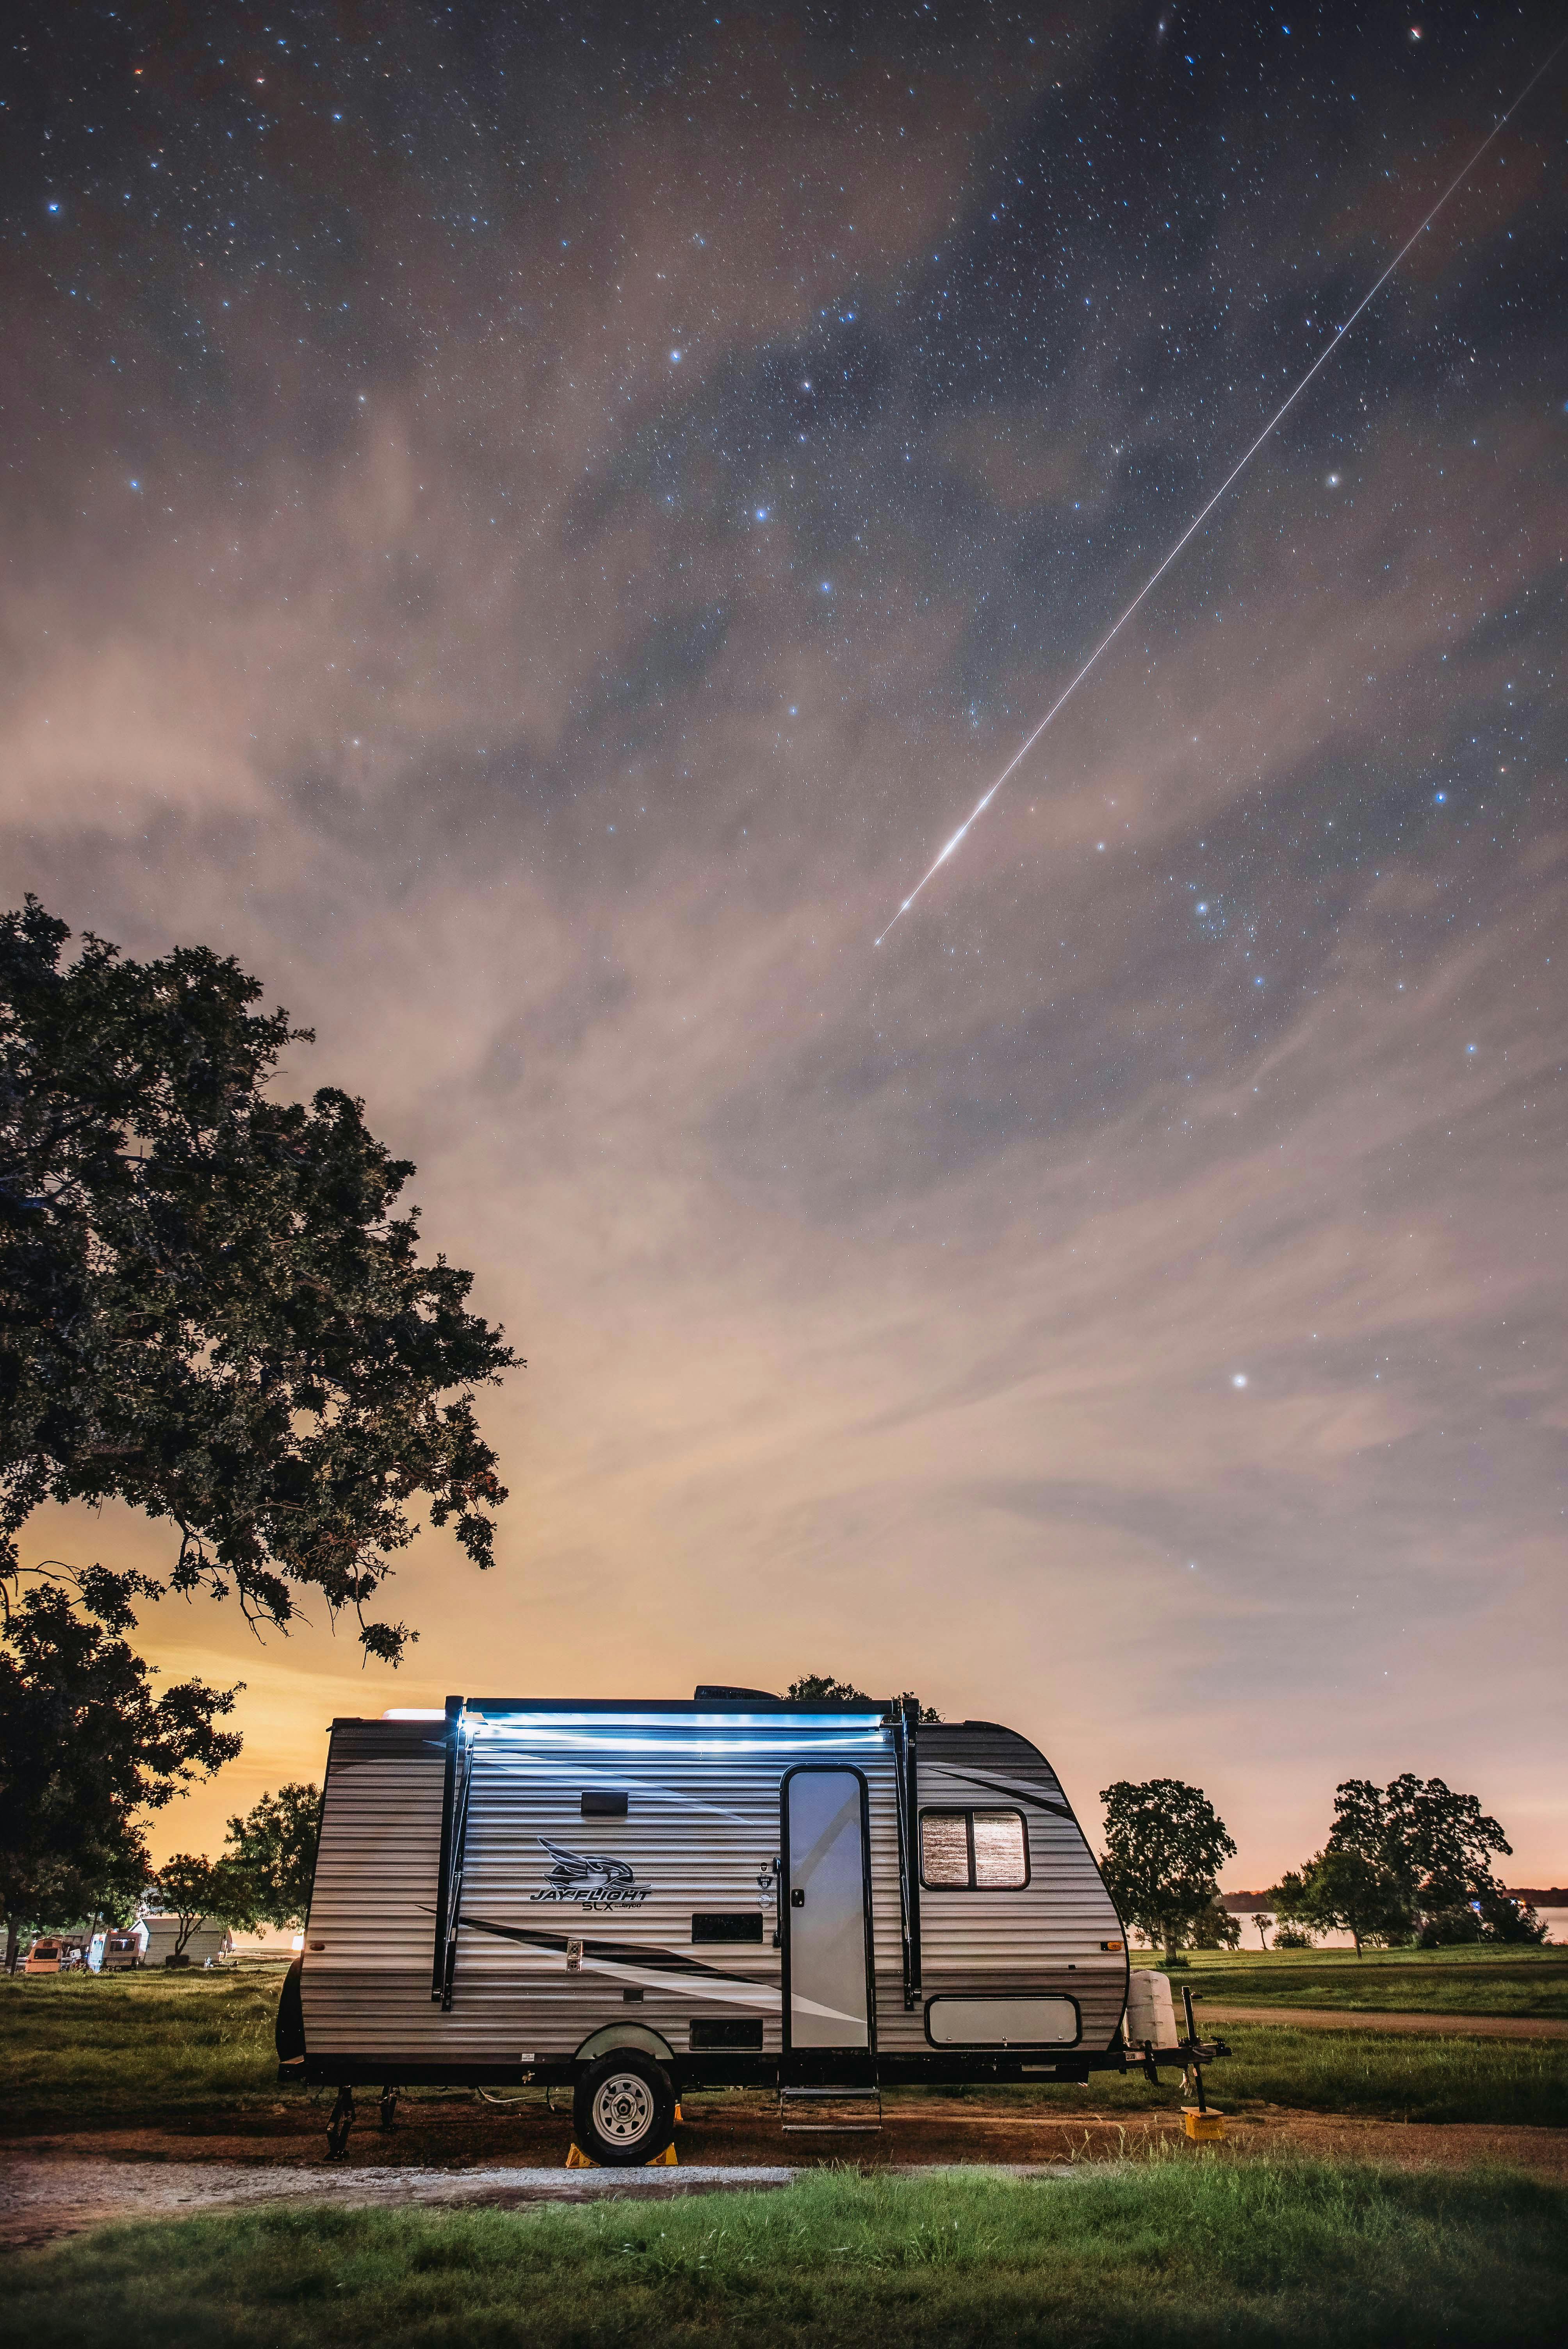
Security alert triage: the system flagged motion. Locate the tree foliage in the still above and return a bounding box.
[0,1564,239,1969]
[786,1673,941,1722]
[223,1782,321,1929]
[1328,1774,1511,1925]
[0,898,520,1662]
[153,1850,257,1959]
[1188,1895,1242,1950]
[1272,1775,1529,1951]
[1272,1845,1408,1955]
[1098,1777,1237,1959]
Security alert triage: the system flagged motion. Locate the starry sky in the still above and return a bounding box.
[5,2,1565,1883]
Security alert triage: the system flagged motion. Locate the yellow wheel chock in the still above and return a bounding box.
[566,2140,678,2168]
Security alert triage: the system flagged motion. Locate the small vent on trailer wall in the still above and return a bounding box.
[691,1912,764,1944]
[580,1791,629,1817]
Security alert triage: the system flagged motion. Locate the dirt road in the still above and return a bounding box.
[7,2099,1566,2252]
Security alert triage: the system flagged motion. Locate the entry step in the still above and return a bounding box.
[779,2085,882,2133]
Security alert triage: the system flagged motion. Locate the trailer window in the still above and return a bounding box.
[920,1813,970,1886]
[920,1809,1028,1890]
[971,1811,1028,1887]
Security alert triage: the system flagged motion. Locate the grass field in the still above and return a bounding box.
[1019,2023,1567,2130]
[1134,1944,1568,2021]
[9,2161,1566,2347]
[3,1968,286,2126]
[5,1966,1566,2133]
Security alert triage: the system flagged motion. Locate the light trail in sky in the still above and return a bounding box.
[873,36,1567,948]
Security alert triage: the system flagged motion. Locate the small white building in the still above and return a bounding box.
[140,1914,232,1968]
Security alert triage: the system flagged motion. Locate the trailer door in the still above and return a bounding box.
[782,1768,872,2050]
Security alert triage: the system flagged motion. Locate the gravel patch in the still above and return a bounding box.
[0,2158,1083,2253]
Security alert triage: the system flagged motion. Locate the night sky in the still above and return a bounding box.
[6,3,1565,1881]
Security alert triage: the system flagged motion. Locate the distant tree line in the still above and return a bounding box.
[1,1773,323,1972]
[1265,1774,1546,1951]
[1097,1773,1546,1960]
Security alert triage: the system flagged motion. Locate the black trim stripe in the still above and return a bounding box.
[454,1914,768,1983]
[944,1770,1073,1820]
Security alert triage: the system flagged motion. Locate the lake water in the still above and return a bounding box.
[1223,1907,1567,1952]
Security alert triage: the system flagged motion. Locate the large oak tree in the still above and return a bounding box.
[1098,1777,1237,1959]
[0,1566,241,1968]
[0,898,520,1664]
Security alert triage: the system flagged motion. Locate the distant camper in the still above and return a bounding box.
[277,1689,1225,2163]
[23,1937,84,1975]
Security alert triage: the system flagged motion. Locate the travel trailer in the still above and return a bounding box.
[278,1691,1227,2160]
[24,1936,84,1975]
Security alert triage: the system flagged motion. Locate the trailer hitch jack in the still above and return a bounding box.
[1180,1986,1226,2140]
[1181,1987,1208,2112]
[326,2084,356,2160]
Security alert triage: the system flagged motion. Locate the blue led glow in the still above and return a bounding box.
[465,1719,887,1738]
[468,1720,887,1755]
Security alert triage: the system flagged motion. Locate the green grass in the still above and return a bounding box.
[1037,2023,1568,2129]
[889,2021,1568,2129]
[1134,1943,1568,2020]
[7,1969,1565,2134]
[9,2161,1566,2347]
[2,1966,288,2126]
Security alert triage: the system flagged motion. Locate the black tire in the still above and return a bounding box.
[275,1957,306,2062]
[572,2050,676,2167]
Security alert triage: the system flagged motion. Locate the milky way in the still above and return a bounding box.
[3,3,1565,1879]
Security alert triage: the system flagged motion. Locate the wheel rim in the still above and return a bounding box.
[593,2071,655,2146]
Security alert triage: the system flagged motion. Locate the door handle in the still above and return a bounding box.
[791,1889,805,1907]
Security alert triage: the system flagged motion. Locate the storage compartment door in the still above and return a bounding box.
[783,1768,871,2050]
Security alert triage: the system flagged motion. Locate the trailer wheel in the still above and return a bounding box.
[573,2050,676,2167]
[274,1956,306,2062]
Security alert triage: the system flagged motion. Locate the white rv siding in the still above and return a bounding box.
[303,1712,900,2062]
[897,1723,1127,2054]
[449,1717,901,2060]
[299,1718,447,2056]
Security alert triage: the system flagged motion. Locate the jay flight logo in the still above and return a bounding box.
[529,1837,650,1909]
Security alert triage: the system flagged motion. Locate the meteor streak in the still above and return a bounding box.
[874,37,1567,947]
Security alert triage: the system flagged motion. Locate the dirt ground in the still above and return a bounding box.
[6,2092,1566,2251]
